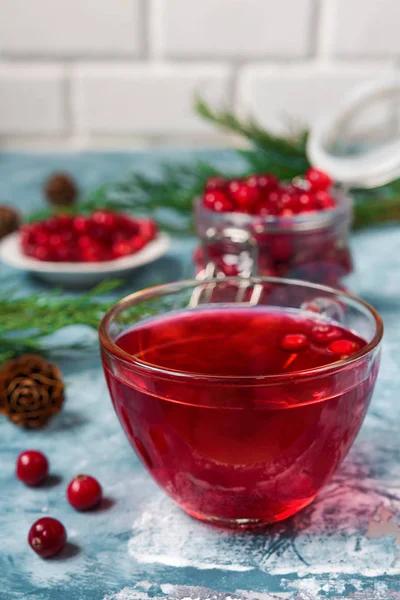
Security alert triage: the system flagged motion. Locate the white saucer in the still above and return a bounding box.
[0,231,171,287]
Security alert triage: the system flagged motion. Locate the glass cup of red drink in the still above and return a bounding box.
[99,277,383,529]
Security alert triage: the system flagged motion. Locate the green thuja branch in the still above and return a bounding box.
[0,281,122,363]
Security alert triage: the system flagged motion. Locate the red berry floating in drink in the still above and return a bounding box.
[311,324,342,345]
[28,517,67,558]
[328,339,360,357]
[280,333,309,353]
[67,474,103,511]
[16,450,49,486]
[20,212,158,263]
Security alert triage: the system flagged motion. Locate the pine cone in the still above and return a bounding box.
[44,173,78,207]
[0,354,65,429]
[0,205,20,239]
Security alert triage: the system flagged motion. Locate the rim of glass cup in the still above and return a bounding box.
[195,188,352,232]
[99,276,383,383]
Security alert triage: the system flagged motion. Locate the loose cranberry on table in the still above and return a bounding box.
[20,211,158,263]
[28,517,67,558]
[201,169,335,216]
[67,474,102,511]
[16,450,49,486]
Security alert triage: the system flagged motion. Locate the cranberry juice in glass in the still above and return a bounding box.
[100,278,382,528]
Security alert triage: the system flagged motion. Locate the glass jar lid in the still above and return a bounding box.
[307,78,400,188]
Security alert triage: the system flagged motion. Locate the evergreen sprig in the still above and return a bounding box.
[195,96,309,159]
[0,281,121,363]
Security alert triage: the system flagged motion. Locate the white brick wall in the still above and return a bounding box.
[0,65,66,135]
[238,65,397,132]
[74,65,231,135]
[158,0,314,59]
[0,0,399,148]
[333,0,400,58]
[0,0,143,58]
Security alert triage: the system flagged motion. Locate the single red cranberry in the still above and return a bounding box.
[77,235,92,249]
[124,217,141,236]
[267,190,282,206]
[73,215,89,234]
[48,234,62,248]
[328,339,359,356]
[91,210,117,229]
[35,231,49,246]
[280,333,309,352]
[67,474,102,511]
[138,218,157,241]
[277,192,300,214]
[60,230,73,244]
[255,191,281,216]
[130,236,146,252]
[298,192,317,213]
[227,179,242,195]
[16,450,49,486]
[89,223,110,243]
[231,183,260,212]
[43,218,59,233]
[203,191,233,213]
[205,176,227,192]
[28,517,67,558]
[80,244,104,262]
[33,246,52,261]
[112,240,134,258]
[311,324,342,345]
[246,173,278,192]
[306,168,333,191]
[55,246,76,262]
[54,215,73,230]
[315,190,336,210]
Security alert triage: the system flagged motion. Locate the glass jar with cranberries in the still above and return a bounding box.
[193,169,353,288]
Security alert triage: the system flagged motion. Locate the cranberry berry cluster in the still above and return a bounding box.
[202,168,334,216]
[21,211,158,263]
[16,449,103,558]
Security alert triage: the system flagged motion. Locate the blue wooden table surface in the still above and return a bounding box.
[1,150,400,600]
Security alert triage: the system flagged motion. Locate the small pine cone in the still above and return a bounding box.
[0,205,20,240]
[0,354,65,429]
[44,172,78,207]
